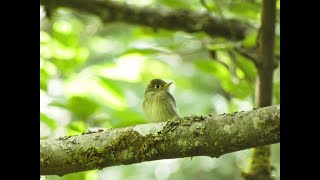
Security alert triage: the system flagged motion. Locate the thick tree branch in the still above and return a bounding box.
[40,0,247,40]
[40,105,280,176]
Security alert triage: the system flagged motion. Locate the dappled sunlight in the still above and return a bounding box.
[234,150,252,174]
[157,53,183,68]
[67,77,126,110]
[98,53,145,82]
[211,94,229,114]
[231,97,253,111]
[40,90,72,138]
[126,0,155,6]
[47,79,65,97]
[142,59,173,79]
[52,45,77,60]
[89,37,124,54]
[40,31,51,43]
[40,90,50,112]
[130,40,172,54]
[53,21,73,34]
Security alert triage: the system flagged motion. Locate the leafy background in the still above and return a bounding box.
[40,0,280,179]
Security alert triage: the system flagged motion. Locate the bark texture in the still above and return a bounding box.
[41,105,280,176]
[40,0,247,40]
[243,0,277,180]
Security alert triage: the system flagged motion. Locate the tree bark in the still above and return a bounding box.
[243,0,277,180]
[40,0,247,40]
[41,105,280,176]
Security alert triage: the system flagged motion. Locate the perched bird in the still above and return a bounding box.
[143,79,179,122]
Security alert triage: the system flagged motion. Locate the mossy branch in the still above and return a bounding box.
[40,105,280,176]
[40,0,247,40]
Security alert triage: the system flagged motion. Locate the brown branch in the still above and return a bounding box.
[234,47,278,70]
[255,0,276,107]
[234,47,259,66]
[40,0,247,40]
[243,0,277,179]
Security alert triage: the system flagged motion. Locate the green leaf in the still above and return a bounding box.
[242,31,257,48]
[98,77,125,99]
[52,19,82,47]
[206,42,233,51]
[194,60,229,80]
[40,31,52,44]
[122,47,168,55]
[97,77,126,109]
[40,68,48,91]
[67,96,99,120]
[194,60,253,98]
[49,40,89,76]
[67,121,87,135]
[111,109,147,128]
[228,2,260,20]
[221,79,253,99]
[40,113,57,130]
[66,76,126,110]
[234,53,256,81]
[48,100,67,108]
[159,0,194,9]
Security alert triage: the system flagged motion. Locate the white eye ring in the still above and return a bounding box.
[155,84,161,89]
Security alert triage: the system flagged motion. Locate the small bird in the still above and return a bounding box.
[143,79,179,122]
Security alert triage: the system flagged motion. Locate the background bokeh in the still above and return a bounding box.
[40,0,280,179]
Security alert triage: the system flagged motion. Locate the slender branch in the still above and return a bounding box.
[234,47,259,66]
[234,47,278,70]
[244,0,277,179]
[255,0,276,115]
[228,50,255,88]
[40,0,247,40]
[41,105,280,176]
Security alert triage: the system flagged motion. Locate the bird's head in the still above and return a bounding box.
[144,79,173,95]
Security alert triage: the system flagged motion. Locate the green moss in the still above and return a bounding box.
[252,110,279,138]
[146,148,158,157]
[78,146,106,169]
[242,146,274,180]
[177,139,187,146]
[190,123,206,136]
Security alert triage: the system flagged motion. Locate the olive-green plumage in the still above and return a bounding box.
[143,79,178,122]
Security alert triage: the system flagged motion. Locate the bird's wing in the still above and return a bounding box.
[167,92,176,107]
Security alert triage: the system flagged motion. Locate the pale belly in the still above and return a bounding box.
[143,93,178,122]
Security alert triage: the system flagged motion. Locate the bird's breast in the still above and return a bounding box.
[143,92,177,122]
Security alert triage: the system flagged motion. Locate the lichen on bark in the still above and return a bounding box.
[40,105,280,176]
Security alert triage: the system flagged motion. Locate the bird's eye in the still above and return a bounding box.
[155,84,161,89]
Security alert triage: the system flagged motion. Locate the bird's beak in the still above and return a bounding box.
[164,82,173,90]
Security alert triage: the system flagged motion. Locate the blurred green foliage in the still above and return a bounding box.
[40,0,280,179]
